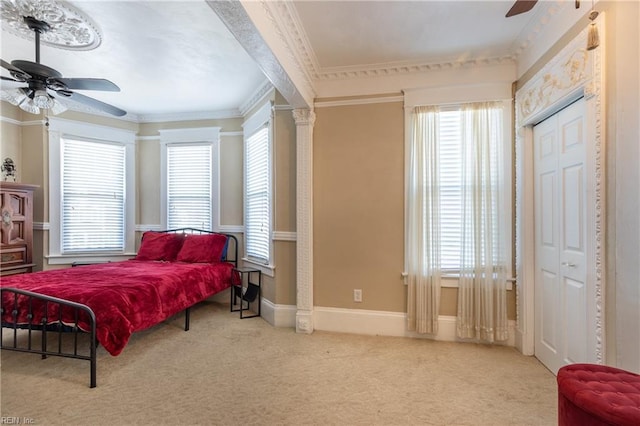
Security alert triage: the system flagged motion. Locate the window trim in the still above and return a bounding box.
[48,117,136,264]
[159,127,221,231]
[242,102,274,273]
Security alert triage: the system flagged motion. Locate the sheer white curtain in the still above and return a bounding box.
[457,102,509,343]
[407,106,441,334]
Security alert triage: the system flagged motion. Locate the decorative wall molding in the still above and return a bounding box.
[136,131,243,143]
[0,115,45,127]
[273,231,296,241]
[315,95,403,108]
[317,57,516,81]
[293,108,315,334]
[1,0,102,50]
[135,224,163,232]
[514,14,605,361]
[33,222,50,231]
[218,225,244,234]
[135,224,243,234]
[259,1,316,97]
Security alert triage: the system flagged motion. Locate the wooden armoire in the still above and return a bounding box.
[1,182,38,276]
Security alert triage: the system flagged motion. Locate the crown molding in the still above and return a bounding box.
[319,56,516,81]
[269,0,569,84]
[510,1,568,60]
[137,109,243,123]
[315,95,403,108]
[239,79,275,116]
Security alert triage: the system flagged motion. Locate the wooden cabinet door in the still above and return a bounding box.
[1,182,37,274]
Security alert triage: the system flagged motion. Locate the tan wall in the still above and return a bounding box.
[0,104,22,181]
[314,101,406,311]
[220,134,243,226]
[274,107,296,233]
[273,101,297,305]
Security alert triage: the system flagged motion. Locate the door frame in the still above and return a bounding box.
[514,14,606,361]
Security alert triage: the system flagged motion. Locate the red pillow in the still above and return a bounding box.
[135,232,184,261]
[176,233,228,263]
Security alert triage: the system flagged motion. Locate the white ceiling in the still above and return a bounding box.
[0,0,567,121]
[293,0,536,71]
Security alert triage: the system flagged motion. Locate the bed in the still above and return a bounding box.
[1,228,238,387]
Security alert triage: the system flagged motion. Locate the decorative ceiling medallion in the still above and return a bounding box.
[1,0,101,50]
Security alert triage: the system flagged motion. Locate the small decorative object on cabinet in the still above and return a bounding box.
[230,267,261,318]
[1,182,38,275]
[1,158,17,181]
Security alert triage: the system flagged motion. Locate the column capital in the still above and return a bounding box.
[293,108,316,126]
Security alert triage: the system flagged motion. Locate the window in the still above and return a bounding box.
[48,118,136,263]
[437,108,504,270]
[166,143,212,230]
[159,127,220,231]
[243,102,273,267]
[61,138,126,252]
[245,125,271,263]
[406,101,511,275]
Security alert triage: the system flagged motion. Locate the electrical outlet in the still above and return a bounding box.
[353,289,362,302]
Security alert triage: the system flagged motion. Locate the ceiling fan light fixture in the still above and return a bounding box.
[33,89,53,109]
[18,97,40,114]
[1,88,28,106]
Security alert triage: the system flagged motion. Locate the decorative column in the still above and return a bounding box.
[293,108,315,334]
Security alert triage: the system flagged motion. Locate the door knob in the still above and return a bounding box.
[561,262,576,268]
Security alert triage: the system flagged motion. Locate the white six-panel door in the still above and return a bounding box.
[533,98,589,374]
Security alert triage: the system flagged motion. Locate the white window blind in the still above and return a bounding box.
[438,110,463,270]
[245,126,270,263]
[61,138,125,253]
[437,108,503,270]
[167,143,212,230]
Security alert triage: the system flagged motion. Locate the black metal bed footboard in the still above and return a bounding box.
[1,287,98,388]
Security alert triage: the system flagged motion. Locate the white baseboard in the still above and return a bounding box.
[261,298,297,328]
[264,303,516,346]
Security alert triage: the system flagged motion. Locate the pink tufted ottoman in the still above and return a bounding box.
[557,363,640,426]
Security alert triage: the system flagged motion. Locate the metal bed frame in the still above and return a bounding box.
[0,228,238,388]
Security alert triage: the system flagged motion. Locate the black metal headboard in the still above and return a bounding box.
[160,228,238,267]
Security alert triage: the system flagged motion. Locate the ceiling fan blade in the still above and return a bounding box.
[1,59,30,80]
[0,77,23,90]
[53,78,121,92]
[57,91,127,117]
[506,0,538,17]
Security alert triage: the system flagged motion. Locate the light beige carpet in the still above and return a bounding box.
[1,301,557,425]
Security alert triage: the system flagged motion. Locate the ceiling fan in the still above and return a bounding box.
[506,0,538,17]
[1,16,126,117]
[506,0,581,17]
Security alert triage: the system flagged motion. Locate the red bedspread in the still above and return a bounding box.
[1,260,234,356]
